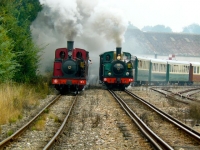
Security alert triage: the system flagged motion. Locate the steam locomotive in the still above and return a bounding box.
[52,41,89,94]
[99,47,134,90]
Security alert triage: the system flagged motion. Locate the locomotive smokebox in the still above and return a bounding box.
[116,47,121,56]
[67,41,74,51]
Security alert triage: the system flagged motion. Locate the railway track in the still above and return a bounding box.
[109,90,173,150]
[162,87,200,102]
[110,89,200,149]
[52,89,155,149]
[0,95,77,149]
[44,95,78,149]
[1,88,199,149]
[150,87,200,104]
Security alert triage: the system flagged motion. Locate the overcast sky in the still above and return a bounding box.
[98,0,200,32]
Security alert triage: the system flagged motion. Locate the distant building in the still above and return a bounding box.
[123,29,200,62]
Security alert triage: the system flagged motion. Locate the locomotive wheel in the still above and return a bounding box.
[106,84,112,90]
[75,85,79,95]
[120,86,125,91]
[60,88,67,95]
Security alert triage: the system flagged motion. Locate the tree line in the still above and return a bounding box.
[0,0,42,83]
[141,24,200,33]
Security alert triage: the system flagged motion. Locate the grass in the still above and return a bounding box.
[0,75,54,125]
[189,103,200,126]
[7,130,14,136]
[31,115,47,131]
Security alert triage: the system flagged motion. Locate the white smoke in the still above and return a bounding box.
[36,0,83,40]
[88,7,128,46]
[31,0,128,78]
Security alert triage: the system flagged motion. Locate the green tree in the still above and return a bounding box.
[0,0,42,83]
[182,23,200,34]
[0,25,18,81]
[142,25,172,32]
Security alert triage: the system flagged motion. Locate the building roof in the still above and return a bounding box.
[123,29,200,57]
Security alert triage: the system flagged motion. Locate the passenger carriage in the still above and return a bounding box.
[134,56,151,85]
[167,60,190,85]
[190,61,200,84]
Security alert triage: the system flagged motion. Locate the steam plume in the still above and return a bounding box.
[31,0,128,77]
[89,8,128,46]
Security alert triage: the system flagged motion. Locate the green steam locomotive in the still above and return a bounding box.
[99,47,134,90]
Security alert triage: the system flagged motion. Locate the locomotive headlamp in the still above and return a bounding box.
[108,72,112,76]
[117,55,121,60]
[126,72,129,76]
[68,51,72,57]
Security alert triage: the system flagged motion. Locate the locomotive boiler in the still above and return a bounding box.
[52,41,89,94]
[99,47,133,90]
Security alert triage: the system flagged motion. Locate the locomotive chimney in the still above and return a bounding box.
[67,41,74,51]
[116,47,121,56]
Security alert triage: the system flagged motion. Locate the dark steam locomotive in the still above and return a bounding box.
[52,41,89,94]
[99,47,133,90]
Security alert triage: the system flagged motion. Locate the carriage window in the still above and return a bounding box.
[144,61,146,69]
[197,67,199,74]
[152,64,155,71]
[194,66,196,73]
[139,60,142,68]
[160,64,162,72]
[174,65,178,72]
[171,65,173,72]
[184,65,189,73]
[180,65,183,73]
[76,52,82,59]
[139,60,150,69]
[106,55,110,61]
[60,51,65,59]
[144,61,149,69]
[160,64,163,72]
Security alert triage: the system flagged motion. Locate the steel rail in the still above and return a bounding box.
[43,95,78,150]
[109,90,173,150]
[175,88,200,102]
[150,88,189,104]
[154,87,200,103]
[177,87,200,94]
[0,95,61,149]
[125,89,200,142]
